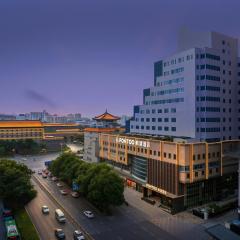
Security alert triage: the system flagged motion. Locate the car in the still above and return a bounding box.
[42,205,49,214]
[38,170,42,175]
[42,174,47,178]
[60,190,68,195]
[73,230,85,240]
[52,176,57,181]
[83,210,94,219]
[71,192,80,198]
[2,208,13,218]
[55,228,65,239]
[22,158,27,161]
[57,182,63,187]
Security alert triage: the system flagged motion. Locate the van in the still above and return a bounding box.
[55,209,66,223]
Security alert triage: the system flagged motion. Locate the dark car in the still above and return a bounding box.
[55,229,65,239]
[2,208,13,219]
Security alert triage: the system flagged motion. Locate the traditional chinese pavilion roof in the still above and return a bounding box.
[93,110,120,121]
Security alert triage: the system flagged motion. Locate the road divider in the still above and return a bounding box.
[32,175,94,240]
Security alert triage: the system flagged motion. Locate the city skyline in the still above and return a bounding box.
[1,0,240,117]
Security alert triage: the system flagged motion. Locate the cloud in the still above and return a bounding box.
[24,89,57,108]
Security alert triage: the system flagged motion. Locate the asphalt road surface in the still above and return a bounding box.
[34,173,176,240]
[27,179,77,240]
[11,152,181,240]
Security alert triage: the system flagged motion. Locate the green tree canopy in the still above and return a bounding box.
[50,153,124,212]
[0,159,36,208]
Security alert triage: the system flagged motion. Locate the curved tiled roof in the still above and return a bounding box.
[0,120,43,128]
[93,111,120,121]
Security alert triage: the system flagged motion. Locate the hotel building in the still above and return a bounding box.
[98,30,240,213]
[130,29,240,142]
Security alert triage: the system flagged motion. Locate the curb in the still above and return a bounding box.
[32,175,94,240]
[25,206,42,240]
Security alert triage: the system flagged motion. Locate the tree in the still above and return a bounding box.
[86,168,124,211]
[50,153,125,212]
[0,159,36,208]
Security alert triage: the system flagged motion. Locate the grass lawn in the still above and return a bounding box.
[14,208,39,240]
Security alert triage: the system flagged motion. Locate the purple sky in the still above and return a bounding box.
[0,0,240,117]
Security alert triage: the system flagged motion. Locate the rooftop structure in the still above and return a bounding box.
[93,110,120,121]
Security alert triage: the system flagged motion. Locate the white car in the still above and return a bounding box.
[52,177,57,181]
[42,205,49,214]
[60,190,68,195]
[71,192,80,198]
[57,182,63,187]
[83,211,94,219]
[73,230,85,240]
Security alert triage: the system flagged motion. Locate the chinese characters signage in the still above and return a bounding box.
[116,137,150,148]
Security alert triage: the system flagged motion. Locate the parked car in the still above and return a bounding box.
[60,190,68,195]
[83,210,94,219]
[73,230,85,240]
[57,182,63,187]
[55,228,65,239]
[2,208,13,218]
[38,170,42,175]
[42,205,49,214]
[71,192,80,198]
[42,174,47,178]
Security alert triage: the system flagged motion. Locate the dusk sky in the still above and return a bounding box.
[0,0,240,117]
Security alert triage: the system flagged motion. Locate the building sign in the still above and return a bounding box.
[116,137,150,148]
[146,183,167,195]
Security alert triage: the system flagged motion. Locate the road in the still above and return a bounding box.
[67,143,83,153]
[34,173,174,240]
[26,180,77,240]
[11,152,211,240]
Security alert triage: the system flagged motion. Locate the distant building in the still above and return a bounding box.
[0,120,44,140]
[84,111,124,163]
[0,114,16,121]
[16,110,82,123]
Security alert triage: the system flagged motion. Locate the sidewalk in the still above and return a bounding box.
[124,187,208,240]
